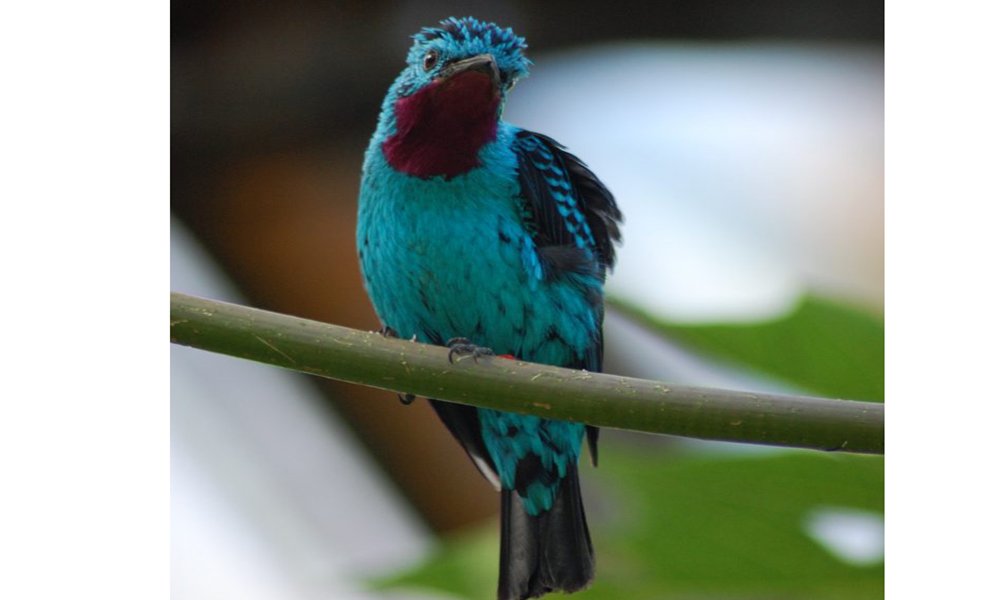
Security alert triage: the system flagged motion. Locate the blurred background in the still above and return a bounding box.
[171,2,883,599]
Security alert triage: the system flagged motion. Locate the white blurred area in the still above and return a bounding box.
[803,507,885,566]
[170,42,882,597]
[171,222,441,600]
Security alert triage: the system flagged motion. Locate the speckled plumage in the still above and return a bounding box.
[356,17,622,600]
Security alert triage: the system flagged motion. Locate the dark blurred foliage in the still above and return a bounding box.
[172,1,883,175]
[171,0,883,533]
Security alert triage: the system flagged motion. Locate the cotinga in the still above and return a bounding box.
[357,17,622,599]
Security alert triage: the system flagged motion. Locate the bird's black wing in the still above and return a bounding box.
[513,130,622,277]
[428,398,501,489]
[513,129,624,466]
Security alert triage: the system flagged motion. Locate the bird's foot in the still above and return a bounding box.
[446,337,495,364]
[397,392,416,405]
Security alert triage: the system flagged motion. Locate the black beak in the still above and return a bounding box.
[438,54,501,88]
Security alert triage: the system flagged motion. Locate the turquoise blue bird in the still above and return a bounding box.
[356,17,622,599]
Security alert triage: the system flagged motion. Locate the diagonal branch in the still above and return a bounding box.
[170,292,884,455]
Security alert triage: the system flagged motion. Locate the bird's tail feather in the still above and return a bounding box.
[498,465,594,600]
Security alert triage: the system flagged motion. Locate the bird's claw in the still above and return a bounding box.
[398,392,416,405]
[446,337,495,364]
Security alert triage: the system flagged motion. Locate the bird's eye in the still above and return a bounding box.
[422,50,439,71]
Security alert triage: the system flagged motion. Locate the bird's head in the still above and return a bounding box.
[397,16,530,101]
[377,17,531,179]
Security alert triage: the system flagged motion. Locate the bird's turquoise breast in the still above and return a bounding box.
[357,130,599,367]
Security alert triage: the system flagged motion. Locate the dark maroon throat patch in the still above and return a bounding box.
[382,70,500,179]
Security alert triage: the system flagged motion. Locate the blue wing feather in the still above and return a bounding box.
[513,130,622,466]
[513,130,622,276]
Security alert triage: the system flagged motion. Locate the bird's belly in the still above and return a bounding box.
[368,214,521,342]
[360,204,595,366]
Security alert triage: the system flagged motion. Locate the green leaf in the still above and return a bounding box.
[371,445,884,600]
[615,295,884,401]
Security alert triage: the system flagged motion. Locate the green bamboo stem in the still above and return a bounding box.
[170,292,884,455]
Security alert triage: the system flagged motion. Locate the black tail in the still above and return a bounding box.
[498,465,594,600]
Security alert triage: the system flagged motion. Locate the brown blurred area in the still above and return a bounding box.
[171,1,883,533]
